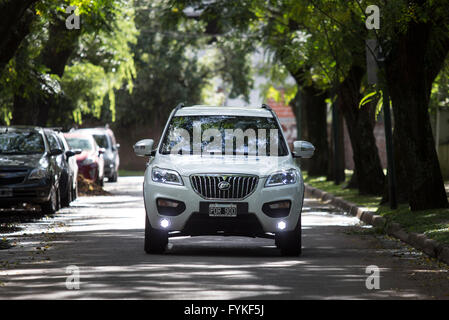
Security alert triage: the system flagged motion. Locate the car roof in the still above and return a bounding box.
[64,132,95,140]
[175,105,273,118]
[0,126,43,132]
[75,128,112,135]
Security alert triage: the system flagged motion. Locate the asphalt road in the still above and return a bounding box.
[0,177,448,299]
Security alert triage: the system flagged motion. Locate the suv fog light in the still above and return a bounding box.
[160,219,170,228]
[277,221,287,230]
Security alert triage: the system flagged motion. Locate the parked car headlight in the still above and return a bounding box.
[152,167,183,186]
[28,168,49,180]
[265,169,298,187]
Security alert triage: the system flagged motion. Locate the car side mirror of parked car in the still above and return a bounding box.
[49,148,63,157]
[65,150,76,158]
[293,141,315,158]
[98,148,106,155]
[134,139,154,157]
[116,143,120,150]
[73,149,82,155]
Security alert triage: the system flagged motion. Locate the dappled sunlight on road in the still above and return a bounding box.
[1,177,448,299]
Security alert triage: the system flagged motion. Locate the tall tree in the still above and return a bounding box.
[379,0,449,209]
[5,0,136,127]
[0,0,39,75]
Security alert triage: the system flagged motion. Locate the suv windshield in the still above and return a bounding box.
[160,115,289,156]
[0,131,45,155]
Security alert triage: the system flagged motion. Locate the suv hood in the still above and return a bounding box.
[0,154,43,168]
[153,154,297,177]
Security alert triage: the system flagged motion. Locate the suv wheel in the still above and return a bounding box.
[144,214,168,254]
[276,217,302,256]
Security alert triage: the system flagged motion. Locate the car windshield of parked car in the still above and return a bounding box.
[0,131,45,155]
[66,137,94,151]
[160,115,289,156]
[93,134,109,149]
[46,133,61,150]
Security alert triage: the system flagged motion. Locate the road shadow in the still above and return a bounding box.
[0,223,437,300]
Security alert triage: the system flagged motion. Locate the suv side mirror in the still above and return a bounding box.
[49,149,63,157]
[115,143,120,150]
[134,139,154,157]
[293,141,315,158]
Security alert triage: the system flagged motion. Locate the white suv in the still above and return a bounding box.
[134,104,314,256]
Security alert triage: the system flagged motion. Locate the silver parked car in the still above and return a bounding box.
[73,127,120,182]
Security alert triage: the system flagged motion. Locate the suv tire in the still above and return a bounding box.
[276,217,302,256]
[144,213,168,254]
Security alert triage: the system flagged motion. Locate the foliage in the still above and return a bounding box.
[0,0,137,126]
[113,0,209,127]
[62,0,137,124]
[430,58,449,112]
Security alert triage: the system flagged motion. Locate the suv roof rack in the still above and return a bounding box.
[175,102,186,110]
[261,103,279,120]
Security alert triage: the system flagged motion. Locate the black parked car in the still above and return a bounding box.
[0,126,65,213]
[44,129,80,207]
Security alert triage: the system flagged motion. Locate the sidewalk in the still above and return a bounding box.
[304,184,449,266]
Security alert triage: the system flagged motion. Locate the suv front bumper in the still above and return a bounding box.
[143,173,304,234]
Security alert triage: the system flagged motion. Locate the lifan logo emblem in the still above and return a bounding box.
[218,181,231,190]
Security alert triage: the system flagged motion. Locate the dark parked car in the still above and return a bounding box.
[74,127,120,182]
[0,126,64,213]
[44,129,80,207]
[64,132,105,186]
[55,131,80,202]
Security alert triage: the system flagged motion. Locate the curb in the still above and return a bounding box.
[304,184,449,265]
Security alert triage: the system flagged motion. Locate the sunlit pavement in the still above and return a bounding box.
[0,177,448,299]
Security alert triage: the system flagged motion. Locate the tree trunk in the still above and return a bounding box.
[385,22,449,210]
[297,85,329,176]
[337,65,385,195]
[327,102,345,183]
[0,0,37,74]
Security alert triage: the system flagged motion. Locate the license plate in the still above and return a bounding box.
[0,189,12,197]
[208,203,237,217]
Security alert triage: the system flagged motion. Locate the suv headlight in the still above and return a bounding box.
[265,169,298,187]
[152,167,183,186]
[28,168,49,180]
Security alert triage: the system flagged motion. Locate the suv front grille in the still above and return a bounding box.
[190,174,258,199]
